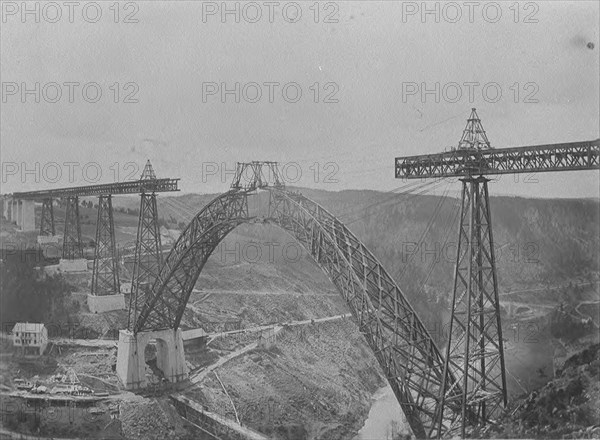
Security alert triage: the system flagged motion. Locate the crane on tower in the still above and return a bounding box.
[395,109,599,437]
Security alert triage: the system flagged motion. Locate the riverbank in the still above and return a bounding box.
[355,385,410,440]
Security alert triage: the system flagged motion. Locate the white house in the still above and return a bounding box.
[12,323,48,356]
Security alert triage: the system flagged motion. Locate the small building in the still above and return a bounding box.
[182,327,208,348]
[12,323,48,356]
[257,327,277,349]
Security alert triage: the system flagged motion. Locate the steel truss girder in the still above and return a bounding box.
[231,161,284,190]
[438,177,507,437]
[131,187,463,438]
[13,178,180,200]
[40,198,55,236]
[62,196,83,259]
[91,195,120,296]
[395,139,600,179]
[127,193,163,330]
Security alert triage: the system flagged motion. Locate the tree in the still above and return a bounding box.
[157,218,169,228]
[0,249,71,329]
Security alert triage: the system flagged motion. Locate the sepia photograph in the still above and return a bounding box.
[0,1,599,439]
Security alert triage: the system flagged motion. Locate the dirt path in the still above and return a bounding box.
[192,289,339,297]
[500,281,598,297]
[206,313,352,345]
[574,300,600,329]
[191,312,352,384]
[189,326,283,384]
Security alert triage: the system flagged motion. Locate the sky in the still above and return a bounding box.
[1,1,599,198]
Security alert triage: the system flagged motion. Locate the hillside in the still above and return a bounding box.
[138,188,600,328]
[118,186,599,400]
[109,187,600,291]
[1,186,598,439]
[488,343,600,439]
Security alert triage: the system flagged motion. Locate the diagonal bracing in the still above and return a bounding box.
[128,191,163,330]
[437,176,507,436]
[129,163,464,438]
[91,195,120,296]
[62,196,83,259]
[40,198,55,236]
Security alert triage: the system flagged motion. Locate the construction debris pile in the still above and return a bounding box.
[120,398,195,440]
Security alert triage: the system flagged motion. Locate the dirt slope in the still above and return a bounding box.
[489,343,600,439]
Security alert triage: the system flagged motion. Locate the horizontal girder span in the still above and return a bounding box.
[395,139,599,179]
[11,178,180,200]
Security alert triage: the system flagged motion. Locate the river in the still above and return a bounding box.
[355,385,409,440]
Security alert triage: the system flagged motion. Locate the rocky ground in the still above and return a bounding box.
[120,397,199,440]
[487,343,600,439]
[184,318,385,440]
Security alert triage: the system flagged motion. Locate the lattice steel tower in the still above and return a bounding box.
[395,109,599,437]
[63,196,83,259]
[91,195,120,296]
[128,161,164,329]
[439,110,506,436]
[40,198,55,236]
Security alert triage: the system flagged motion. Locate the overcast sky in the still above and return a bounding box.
[1,1,598,198]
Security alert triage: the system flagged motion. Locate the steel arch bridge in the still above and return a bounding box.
[128,162,464,438]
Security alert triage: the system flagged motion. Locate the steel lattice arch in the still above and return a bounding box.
[129,162,465,438]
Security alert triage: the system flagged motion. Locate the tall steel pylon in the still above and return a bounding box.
[396,110,598,437]
[40,198,55,236]
[63,196,83,259]
[437,111,507,436]
[91,195,120,296]
[128,161,163,330]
